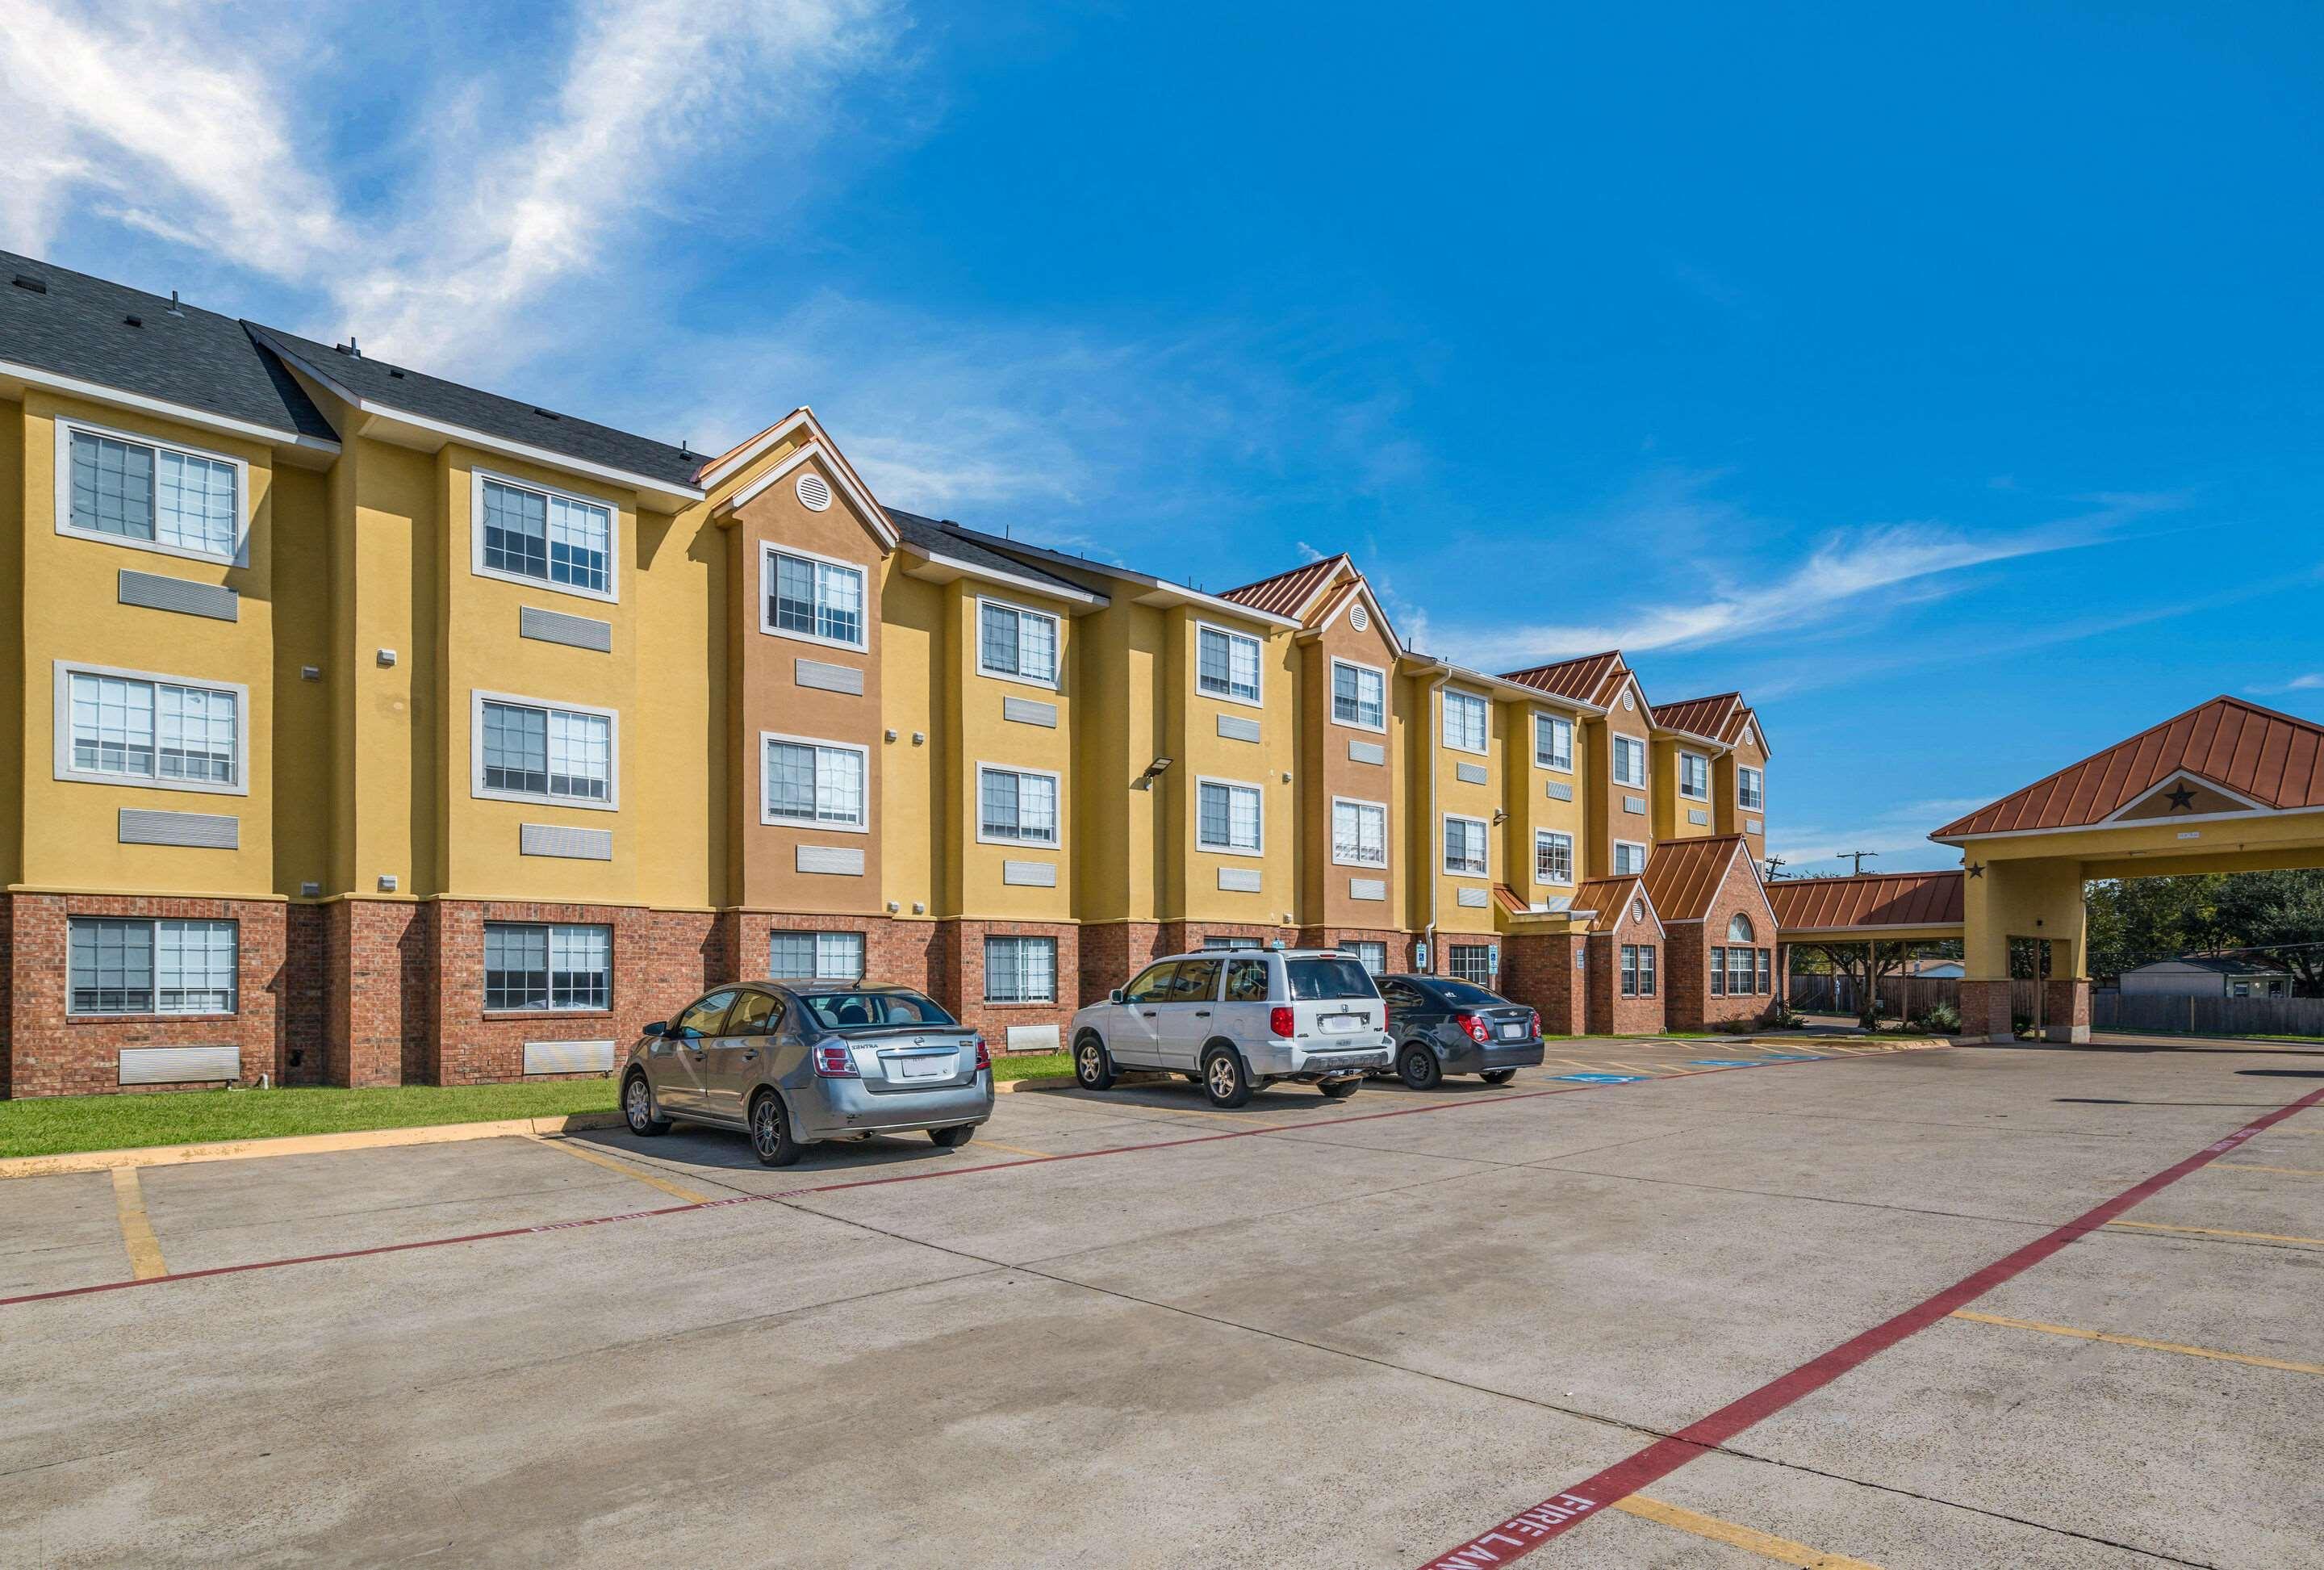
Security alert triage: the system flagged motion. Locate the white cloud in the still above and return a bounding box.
[2251,673,2324,695]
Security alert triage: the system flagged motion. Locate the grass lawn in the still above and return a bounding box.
[993,1051,1073,1082]
[0,1081,621,1160]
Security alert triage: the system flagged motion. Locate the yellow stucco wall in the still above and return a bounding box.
[1505,701,1588,917]
[943,579,1080,921]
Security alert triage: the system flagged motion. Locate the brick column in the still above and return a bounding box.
[1958,979,2013,1044]
[1501,932,1585,1036]
[2042,978,2091,1044]
[327,899,426,1087]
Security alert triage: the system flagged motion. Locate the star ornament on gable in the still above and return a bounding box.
[1965,862,1985,878]
[2164,783,2199,812]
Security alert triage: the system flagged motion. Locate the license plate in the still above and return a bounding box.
[1498,1023,1525,1040]
[893,1055,953,1081]
[1320,1014,1362,1033]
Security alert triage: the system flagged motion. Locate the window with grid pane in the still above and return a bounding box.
[980,766,1059,845]
[480,478,609,594]
[1534,830,1573,885]
[66,669,238,789]
[767,550,864,647]
[1613,735,1647,786]
[979,602,1058,684]
[1198,780,1262,852]
[1332,799,1386,866]
[1344,940,1387,976]
[69,918,236,1015]
[1726,947,1755,997]
[1739,766,1765,811]
[1613,841,1646,875]
[1443,815,1487,877]
[1679,752,1710,799]
[69,428,240,559]
[1443,689,1488,752]
[1620,944,1638,998]
[484,922,609,1011]
[770,931,863,979]
[1332,660,1384,728]
[479,699,610,802]
[1636,945,1656,997]
[1710,946,1727,996]
[1448,944,1493,985]
[984,936,1057,1003]
[764,738,866,827]
[1197,625,1260,702]
[1535,713,1573,771]
[1755,948,1771,994]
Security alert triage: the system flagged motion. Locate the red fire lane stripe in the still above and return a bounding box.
[0,1053,1855,1312]
[1415,1083,2324,1569]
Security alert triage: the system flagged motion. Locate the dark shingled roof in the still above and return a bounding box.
[0,249,336,442]
[886,509,1106,600]
[251,324,702,489]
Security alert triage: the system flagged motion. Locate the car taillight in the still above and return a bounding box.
[1453,1011,1490,1045]
[1269,1006,1295,1038]
[973,1036,991,1071]
[812,1044,859,1078]
[1528,1010,1541,1039]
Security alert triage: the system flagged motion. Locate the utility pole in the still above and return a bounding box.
[1763,854,1787,880]
[1845,850,1879,876]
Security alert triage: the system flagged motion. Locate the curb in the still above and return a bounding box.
[0,1111,626,1180]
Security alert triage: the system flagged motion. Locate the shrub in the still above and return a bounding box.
[1915,1000,1962,1033]
[1712,1017,1757,1035]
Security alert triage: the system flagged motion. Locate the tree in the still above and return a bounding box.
[2210,869,2324,996]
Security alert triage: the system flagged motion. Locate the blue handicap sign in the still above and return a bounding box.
[1553,1073,1648,1084]
[1687,1058,1773,1067]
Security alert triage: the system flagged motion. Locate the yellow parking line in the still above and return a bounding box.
[526,1135,718,1204]
[973,1138,1054,1159]
[2213,1162,2324,1178]
[1951,1310,2324,1377]
[2104,1220,2324,1248]
[110,1166,167,1280]
[1611,1494,1883,1568]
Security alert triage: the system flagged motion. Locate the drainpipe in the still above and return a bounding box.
[1422,669,1449,974]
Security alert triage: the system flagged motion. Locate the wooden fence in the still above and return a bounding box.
[1787,974,1960,1019]
[2093,989,2324,1037]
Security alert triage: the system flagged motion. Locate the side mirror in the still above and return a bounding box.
[1108,989,1126,1006]
[642,1020,667,1037]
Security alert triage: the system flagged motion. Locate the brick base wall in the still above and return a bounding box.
[1960,979,2012,1041]
[1586,933,1665,1036]
[1080,922,1164,1006]
[2044,978,2092,1042]
[934,919,1079,1051]
[1500,932,1585,1035]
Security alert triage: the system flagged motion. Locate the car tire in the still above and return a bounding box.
[1074,1032,1115,1091]
[1481,1069,1519,1085]
[623,1072,672,1136]
[929,1124,976,1149]
[1318,1078,1361,1099]
[1201,1045,1254,1108]
[748,1089,804,1167]
[1398,1045,1444,1091]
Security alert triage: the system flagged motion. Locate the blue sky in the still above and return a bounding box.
[4,1,2318,873]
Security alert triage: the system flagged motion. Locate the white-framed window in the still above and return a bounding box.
[1534,712,1573,772]
[1621,943,1656,998]
[1678,751,1710,800]
[1442,688,1489,754]
[1448,944,1494,985]
[1534,829,1574,886]
[53,661,249,796]
[1612,735,1647,786]
[1331,797,1388,867]
[984,936,1058,1003]
[769,931,863,980]
[1739,765,1766,812]
[1343,940,1388,976]
[1443,813,1489,877]
[1728,912,1756,942]
[1196,622,1263,705]
[483,922,612,1011]
[68,917,236,1015]
[472,692,617,810]
[978,598,1060,687]
[1196,777,1264,855]
[1726,946,1757,997]
[56,417,247,565]
[761,732,869,831]
[762,543,867,651]
[978,764,1061,847]
[1202,936,1263,950]
[1331,658,1386,731]
[472,470,617,601]
[1613,839,1648,875]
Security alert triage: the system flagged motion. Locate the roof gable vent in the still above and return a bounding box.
[796,471,833,512]
[1349,601,1369,631]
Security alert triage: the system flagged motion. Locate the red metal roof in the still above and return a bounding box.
[1932,697,2324,837]
[1639,835,1754,923]
[1218,555,1347,618]
[1571,875,1650,934]
[1502,651,1626,706]
[1493,882,1529,914]
[1767,870,1965,933]
[1652,693,1742,742]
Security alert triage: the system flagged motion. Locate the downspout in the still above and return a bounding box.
[1423,670,1448,973]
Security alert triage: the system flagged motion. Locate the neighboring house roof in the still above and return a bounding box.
[1219,555,1347,618]
[2125,957,2291,977]
[1933,697,2324,838]
[886,509,1106,601]
[0,249,337,444]
[1766,870,1966,933]
[1503,650,1628,706]
[1640,835,1764,923]
[251,324,703,491]
[1571,874,1654,935]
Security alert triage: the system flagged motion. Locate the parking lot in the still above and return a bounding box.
[2,1036,2319,1568]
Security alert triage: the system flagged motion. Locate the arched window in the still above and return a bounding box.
[1728,912,1756,942]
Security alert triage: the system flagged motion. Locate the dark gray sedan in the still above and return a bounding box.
[621,983,992,1166]
[1377,975,1544,1088]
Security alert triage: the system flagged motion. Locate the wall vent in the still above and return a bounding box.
[796,472,833,511]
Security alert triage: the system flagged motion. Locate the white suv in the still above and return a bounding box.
[1068,948,1394,1107]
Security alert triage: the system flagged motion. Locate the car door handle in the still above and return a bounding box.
[741,1049,757,1061]
[1193,1011,1210,1017]
[1141,1010,1157,1017]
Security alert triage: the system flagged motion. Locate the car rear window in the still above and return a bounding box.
[1427,979,1504,1007]
[797,991,958,1030]
[1285,958,1379,1001]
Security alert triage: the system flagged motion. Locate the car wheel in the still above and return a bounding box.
[1074,1032,1115,1091]
[623,1073,671,1136]
[1201,1045,1253,1108]
[929,1124,976,1149]
[1481,1069,1519,1085]
[1318,1078,1361,1099]
[1398,1045,1444,1091]
[748,1090,803,1167]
